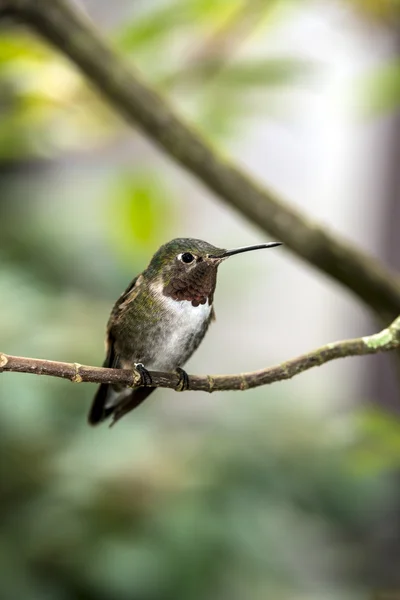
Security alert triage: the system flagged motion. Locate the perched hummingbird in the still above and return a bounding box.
[88,238,281,426]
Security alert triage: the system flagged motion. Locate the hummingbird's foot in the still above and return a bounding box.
[134,362,153,387]
[175,367,190,392]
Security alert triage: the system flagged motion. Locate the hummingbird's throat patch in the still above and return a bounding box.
[162,264,217,307]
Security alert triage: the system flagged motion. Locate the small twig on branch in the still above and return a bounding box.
[1,316,399,393]
[3,0,400,322]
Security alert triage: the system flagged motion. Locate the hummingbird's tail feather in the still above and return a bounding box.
[88,383,115,425]
[109,388,155,427]
[88,385,155,426]
[88,338,122,425]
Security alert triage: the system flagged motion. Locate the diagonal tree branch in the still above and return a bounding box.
[2,0,400,321]
[1,315,399,393]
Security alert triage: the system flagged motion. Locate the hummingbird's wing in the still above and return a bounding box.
[88,340,155,425]
[87,331,120,425]
[107,273,144,327]
[103,273,143,368]
[88,274,154,425]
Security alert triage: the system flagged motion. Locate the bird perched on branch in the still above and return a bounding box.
[88,238,281,426]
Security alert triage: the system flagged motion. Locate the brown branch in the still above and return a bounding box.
[1,316,399,393]
[2,0,400,322]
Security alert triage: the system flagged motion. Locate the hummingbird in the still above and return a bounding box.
[88,238,281,426]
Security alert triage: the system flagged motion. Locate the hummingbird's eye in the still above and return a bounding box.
[178,252,195,264]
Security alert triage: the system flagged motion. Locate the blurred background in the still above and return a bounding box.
[1,0,400,598]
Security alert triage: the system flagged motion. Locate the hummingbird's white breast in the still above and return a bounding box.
[149,281,212,371]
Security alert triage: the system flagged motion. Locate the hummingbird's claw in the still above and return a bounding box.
[134,362,153,387]
[175,367,190,392]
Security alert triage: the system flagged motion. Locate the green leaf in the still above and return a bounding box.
[116,0,244,52]
[116,0,185,51]
[361,61,400,117]
[0,33,49,64]
[349,408,400,474]
[104,171,174,262]
[186,0,242,23]
[217,57,314,89]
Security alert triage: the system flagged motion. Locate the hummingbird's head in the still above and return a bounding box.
[146,238,282,307]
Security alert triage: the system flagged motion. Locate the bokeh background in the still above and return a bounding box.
[1,1,400,598]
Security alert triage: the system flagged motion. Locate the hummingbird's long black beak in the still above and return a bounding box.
[208,242,282,259]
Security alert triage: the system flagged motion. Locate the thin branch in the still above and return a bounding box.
[1,316,399,393]
[2,0,400,321]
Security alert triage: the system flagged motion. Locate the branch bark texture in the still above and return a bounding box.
[2,0,400,322]
[1,316,399,393]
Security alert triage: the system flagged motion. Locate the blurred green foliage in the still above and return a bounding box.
[0,0,309,159]
[362,62,400,117]
[349,0,400,118]
[104,171,174,264]
[351,408,400,473]
[346,0,400,23]
[0,32,115,159]
[0,175,393,597]
[0,382,382,599]
[0,1,399,598]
